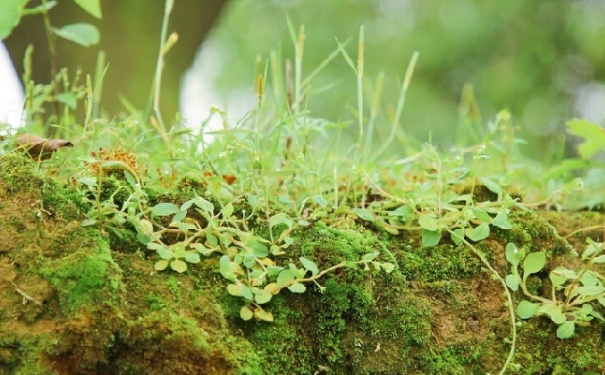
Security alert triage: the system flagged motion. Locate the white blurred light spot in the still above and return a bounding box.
[0,42,24,131]
[180,39,254,143]
[575,83,605,123]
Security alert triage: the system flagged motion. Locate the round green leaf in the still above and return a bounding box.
[170,259,187,273]
[157,248,174,260]
[254,290,273,305]
[556,321,575,339]
[522,252,546,276]
[240,285,253,300]
[422,229,442,247]
[154,260,169,271]
[138,219,154,235]
[362,252,380,262]
[185,251,200,263]
[249,241,269,258]
[517,300,538,319]
[381,262,395,273]
[288,282,306,293]
[240,306,253,321]
[276,269,295,287]
[227,283,242,297]
[219,255,235,281]
[549,271,566,288]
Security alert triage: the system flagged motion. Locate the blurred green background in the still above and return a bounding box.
[5,0,605,157]
[192,0,605,155]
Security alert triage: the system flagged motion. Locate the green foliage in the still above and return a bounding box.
[3,1,605,373]
[505,240,605,339]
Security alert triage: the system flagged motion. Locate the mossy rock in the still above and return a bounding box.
[1,152,605,374]
[0,153,258,375]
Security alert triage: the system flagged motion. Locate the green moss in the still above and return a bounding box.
[39,228,122,315]
[397,244,481,282]
[241,295,315,375]
[509,318,604,374]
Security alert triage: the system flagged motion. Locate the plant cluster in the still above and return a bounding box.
[505,239,605,339]
[2,1,605,374]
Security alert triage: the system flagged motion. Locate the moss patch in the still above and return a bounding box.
[2,153,605,374]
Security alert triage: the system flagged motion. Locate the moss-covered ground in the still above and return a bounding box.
[1,152,604,374]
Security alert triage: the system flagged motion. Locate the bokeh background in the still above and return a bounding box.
[4,0,605,158]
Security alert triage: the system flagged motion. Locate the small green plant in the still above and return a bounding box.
[1,0,102,128]
[134,190,395,320]
[505,239,605,339]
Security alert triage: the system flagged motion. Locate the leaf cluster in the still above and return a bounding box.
[505,240,605,339]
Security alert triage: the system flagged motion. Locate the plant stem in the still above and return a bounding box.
[454,233,516,375]
[40,0,61,121]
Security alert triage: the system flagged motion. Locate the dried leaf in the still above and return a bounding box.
[16,133,74,160]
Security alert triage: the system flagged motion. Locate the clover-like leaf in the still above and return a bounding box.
[193,196,214,213]
[269,212,294,228]
[157,248,174,260]
[266,266,284,277]
[249,241,269,258]
[471,207,492,223]
[381,262,395,273]
[388,205,412,222]
[549,271,567,288]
